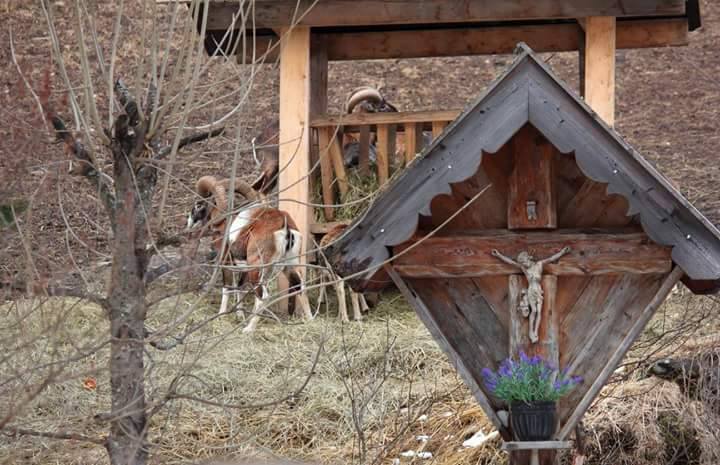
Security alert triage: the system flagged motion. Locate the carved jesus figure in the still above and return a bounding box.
[491,247,571,343]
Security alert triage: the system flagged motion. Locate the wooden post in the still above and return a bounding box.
[317,128,336,221]
[311,35,330,220]
[279,26,312,260]
[582,17,616,126]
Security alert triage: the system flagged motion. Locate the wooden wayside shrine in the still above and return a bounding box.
[328,44,720,464]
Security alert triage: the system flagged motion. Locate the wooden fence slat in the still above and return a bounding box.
[359,125,371,175]
[376,124,393,184]
[316,128,336,221]
[432,120,448,139]
[326,129,349,198]
[403,122,423,166]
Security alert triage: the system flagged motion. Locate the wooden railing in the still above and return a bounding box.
[310,109,461,222]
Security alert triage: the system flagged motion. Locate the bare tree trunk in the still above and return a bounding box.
[105,140,150,465]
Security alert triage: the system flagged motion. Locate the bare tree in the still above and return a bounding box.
[0,1,313,464]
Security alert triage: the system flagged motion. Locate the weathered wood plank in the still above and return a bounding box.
[502,441,573,451]
[559,275,621,368]
[508,125,557,229]
[393,231,672,277]
[358,125,371,175]
[312,109,459,130]
[279,26,311,259]
[376,124,395,185]
[431,121,448,139]
[472,276,510,329]
[325,130,349,199]
[316,128,336,220]
[558,180,611,227]
[227,19,689,62]
[384,265,510,438]
[206,1,686,29]
[435,147,511,231]
[558,267,684,438]
[309,36,328,189]
[583,17,616,126]
[403,122,423,165]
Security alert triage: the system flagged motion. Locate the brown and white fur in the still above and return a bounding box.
[187,176,312,332]
[317,224,368,322]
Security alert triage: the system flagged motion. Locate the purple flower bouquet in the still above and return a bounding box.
[482,352,582,440]
[481,352,582,404]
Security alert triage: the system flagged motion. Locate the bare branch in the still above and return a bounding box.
[0,279,109,311]
[155,126,225,159]
[2,426,106,446]
[48,114,116,217]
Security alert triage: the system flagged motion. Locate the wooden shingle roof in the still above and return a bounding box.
[328,43,720,294]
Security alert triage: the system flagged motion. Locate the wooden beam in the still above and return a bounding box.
[392,231,672,277]
[384,264,510,438]
[583,17,616,126]
[227,19,687,62]
[311,109,459,130]
[508,125,557,229]
[557,266,684,439]
[279,26,312,260]
[206,1,686,29]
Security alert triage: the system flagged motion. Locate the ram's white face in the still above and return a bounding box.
[186,200,209,230]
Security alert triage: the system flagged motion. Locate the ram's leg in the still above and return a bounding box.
[335,278,349,323]
[219,267,233,315]
[243,271,266,333]
[350,291,363,322]
[359,293,370,313]
[317,270,328,314]
[288,267,313,321]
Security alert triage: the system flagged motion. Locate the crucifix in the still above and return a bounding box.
[491,247,571,343]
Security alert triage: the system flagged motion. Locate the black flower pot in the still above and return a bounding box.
[510,401,557,441]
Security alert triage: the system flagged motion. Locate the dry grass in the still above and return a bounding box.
[0,291,460,465]
[1,291,719,465]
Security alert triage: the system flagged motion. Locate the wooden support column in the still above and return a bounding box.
[311,35,331,220]
[582,17,616,126]
[279,26,312,259]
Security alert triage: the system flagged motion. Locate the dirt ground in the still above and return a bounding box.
[2,1,720,282]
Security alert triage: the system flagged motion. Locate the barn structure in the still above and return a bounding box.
[326,43,720,463]
[191,0,703,257]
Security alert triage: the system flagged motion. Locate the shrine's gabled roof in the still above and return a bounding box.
[328,42,720,294]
